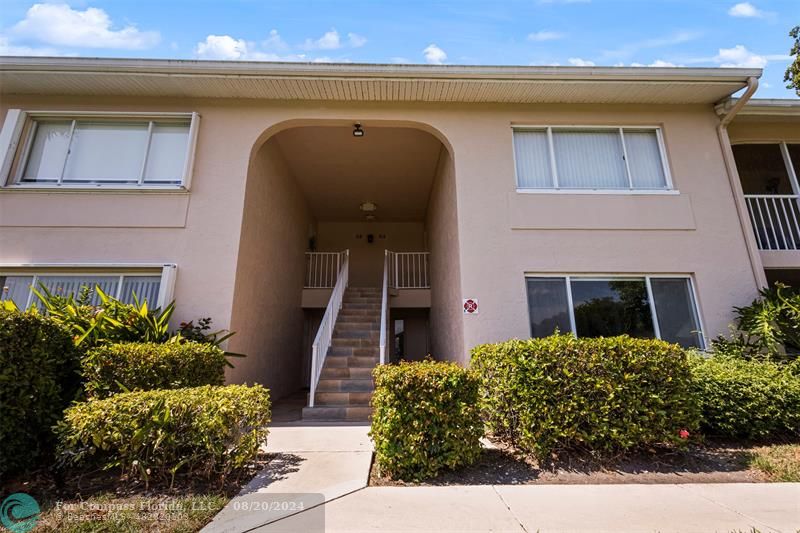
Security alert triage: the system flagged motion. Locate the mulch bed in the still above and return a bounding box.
[370,439,772,486]
[2,454,270,506]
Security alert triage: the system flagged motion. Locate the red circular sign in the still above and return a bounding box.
[463,299,478,313]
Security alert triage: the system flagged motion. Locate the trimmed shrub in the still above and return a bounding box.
[82,341,226,398]
[0,309,82,476]
[689,354,800,439]
[56,385,271,482]
[472,335,699,460]
[370,360,483,481]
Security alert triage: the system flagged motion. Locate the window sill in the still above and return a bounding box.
[0,184,189,195]
[516,188,680,196]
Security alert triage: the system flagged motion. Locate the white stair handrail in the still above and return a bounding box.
[379,250,390,365]
[309,249,349,407]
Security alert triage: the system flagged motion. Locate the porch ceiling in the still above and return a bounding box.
[274,126,442,221]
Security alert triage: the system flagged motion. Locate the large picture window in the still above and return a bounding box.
[1,271,167,310]
[525,275,704,348]
[513,126,671,191]
[2,111,199,189]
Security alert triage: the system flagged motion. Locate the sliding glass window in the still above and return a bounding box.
[525,275,704,348]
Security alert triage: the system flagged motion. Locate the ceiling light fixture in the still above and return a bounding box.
[353,123,364,137]
[359,201,377,212]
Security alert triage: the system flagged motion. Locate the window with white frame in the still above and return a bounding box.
[513,126,672,191]
[0,111,199,189]
[525,275,704,348]
[0,271,169,310]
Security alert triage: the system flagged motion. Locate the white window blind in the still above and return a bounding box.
[553,129,628,189]
[62,122,150,183]
[513,130,552,188]
[0,273,163,309]
[513,127,670,191]
[11,114,195,188]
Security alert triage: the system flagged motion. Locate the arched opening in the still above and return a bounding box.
[227,120,463,412]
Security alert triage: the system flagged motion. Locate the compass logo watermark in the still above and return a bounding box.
[1,493,40,533]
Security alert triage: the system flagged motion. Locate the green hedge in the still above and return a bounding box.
[0,309,82,476]
[57,385,271,481]
[370,360,483,481]
[82,341,226,398]
[689,354,800,439]
[472,335,699,460]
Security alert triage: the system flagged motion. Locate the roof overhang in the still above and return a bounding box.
[0,56,761,105]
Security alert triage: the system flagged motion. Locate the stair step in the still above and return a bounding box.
[317,378,374,392]
[335,322,380,331]
[314,391,372,406]
[343,303,381,310]
[332,338,378,348]
[324,355,378,367]
[301,406,372,422]
[328,345,376,357]
[334,330,379,340]
[321,366,374,379]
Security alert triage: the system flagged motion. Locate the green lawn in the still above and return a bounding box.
[748,444,800,482]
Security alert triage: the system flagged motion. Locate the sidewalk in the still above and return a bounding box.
[257,482,799,533]
[205,425,799,533]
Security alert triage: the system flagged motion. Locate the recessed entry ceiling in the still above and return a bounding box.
[273,126,443,221]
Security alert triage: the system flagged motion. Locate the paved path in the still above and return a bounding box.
[257,483,799,533]
[205,424,799,533]
[204,424,373,533]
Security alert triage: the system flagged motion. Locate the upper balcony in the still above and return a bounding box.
[732,141,800,268]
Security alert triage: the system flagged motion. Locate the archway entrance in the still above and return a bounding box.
[228,121,462,415]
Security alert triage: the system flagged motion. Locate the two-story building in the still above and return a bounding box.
[1,57,797,420]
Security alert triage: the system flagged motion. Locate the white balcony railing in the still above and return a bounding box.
[305,251,347,288]
[388,251,430,289]
[308,250,349,407]
[744,195,800,251]
[379,250,390,366]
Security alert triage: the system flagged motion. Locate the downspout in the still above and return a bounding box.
[715,76,768,289]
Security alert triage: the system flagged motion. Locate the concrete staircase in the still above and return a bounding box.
[302,287,381,422]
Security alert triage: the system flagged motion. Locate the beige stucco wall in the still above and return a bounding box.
[728,119,800,144]
[315,221,425,286]
[0,96,762,374]
[226,138,311,400]
[426,146,466,363]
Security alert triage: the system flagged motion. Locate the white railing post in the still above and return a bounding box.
[308,249,349,407]
[744,194,800,251]
[388,252,431,289]
[379,250,389,365]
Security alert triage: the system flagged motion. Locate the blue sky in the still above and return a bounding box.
[1,0,798,98]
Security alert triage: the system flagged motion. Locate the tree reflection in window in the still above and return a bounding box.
[570,279,655,339]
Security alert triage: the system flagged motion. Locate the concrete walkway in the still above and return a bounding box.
[204,424,373,533]
[255,482,800,533]
[205,423,799,533]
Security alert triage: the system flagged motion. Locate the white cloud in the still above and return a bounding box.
[715,44,767,68]
[195,34,312,62]
[648,59,679,67]
[0,35,66,56]
[391,56,412,64]
[262,29,289,51]
[423,44,447,64]
[568,57,595,66]
[527,30,565,42]
[728,2,763,17]
[195,35,249,60]
[347,32,367,48]
[303,29,341,50]
[10,3,159,49]
[602,31,700,60]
